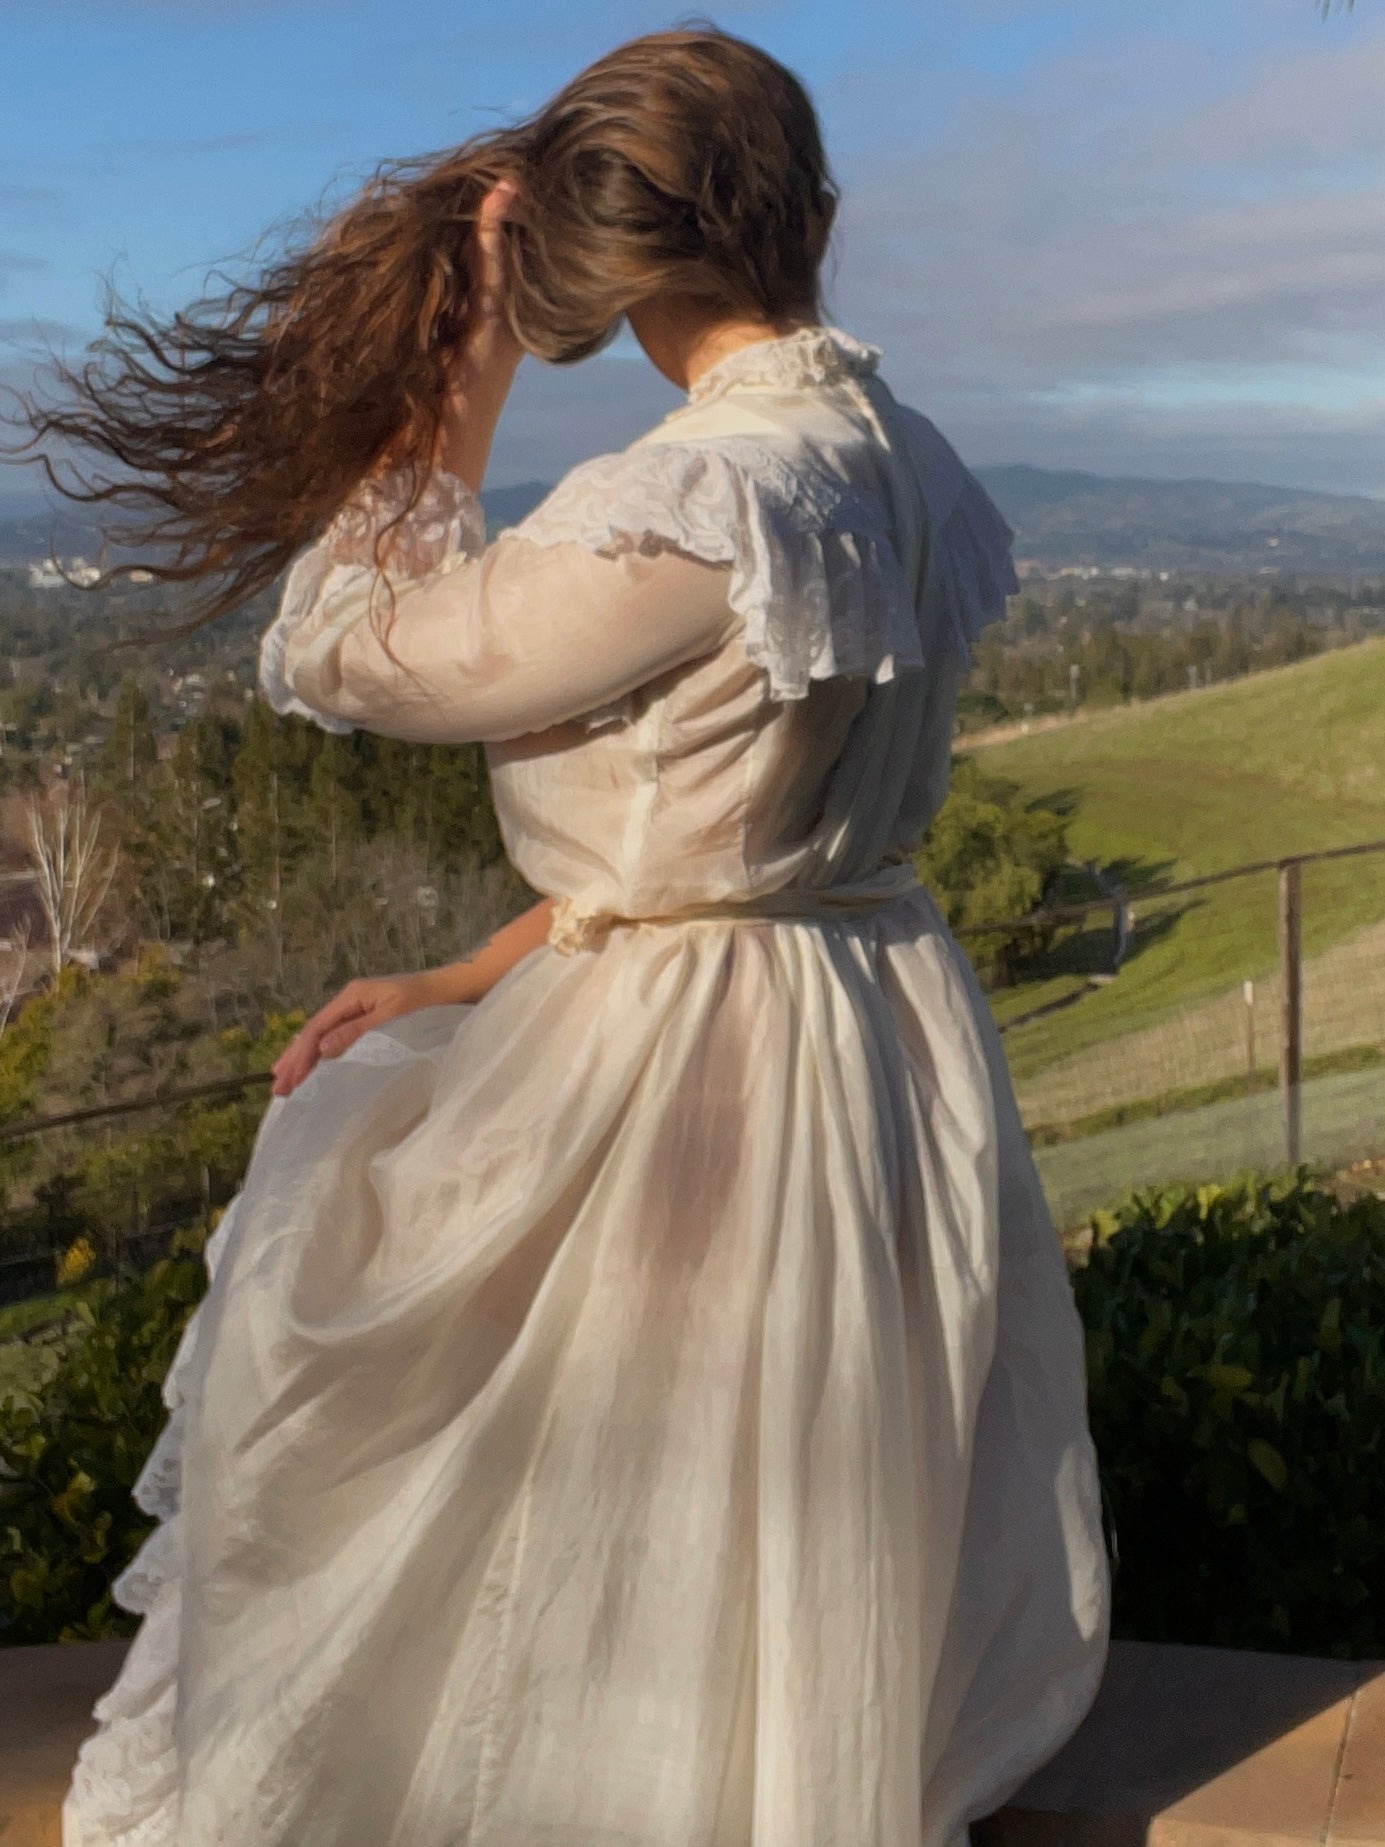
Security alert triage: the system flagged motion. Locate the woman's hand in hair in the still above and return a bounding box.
[435,179,524,488]
[461,179,525,371]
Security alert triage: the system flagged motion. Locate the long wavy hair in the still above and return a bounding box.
[7,25,839,635]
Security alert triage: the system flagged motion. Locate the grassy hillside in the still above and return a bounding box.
[968,638,1385,1090]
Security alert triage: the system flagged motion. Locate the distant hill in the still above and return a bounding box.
[0,499,110,566]
[974,465,1385,573]
[4,467,1384,574]
[481,470,1385,573]
[0,481,558,565]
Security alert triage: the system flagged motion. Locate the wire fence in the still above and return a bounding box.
[0,837,1383,1312]
[967,838,1385,1225]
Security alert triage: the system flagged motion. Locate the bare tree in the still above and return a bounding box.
[24,782,120,980]
[0,917,32,1033]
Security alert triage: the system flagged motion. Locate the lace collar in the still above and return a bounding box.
[684,323,882,406]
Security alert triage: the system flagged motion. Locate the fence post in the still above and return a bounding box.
[1277,859,1303,1165]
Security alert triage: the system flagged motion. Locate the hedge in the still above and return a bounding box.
[0,1242,206,1643]
[1077,1171,1384,1658]
[2,1170,1382,1655]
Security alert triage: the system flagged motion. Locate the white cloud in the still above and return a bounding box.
[0,253,50,288]
[6,3,1384,498]
[798,10,1385,494]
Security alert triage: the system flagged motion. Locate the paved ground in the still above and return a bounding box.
[977,1639,1385,1846]
[2,1636,1382,1844]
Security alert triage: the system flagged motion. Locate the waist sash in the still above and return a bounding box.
[546,859,924,955]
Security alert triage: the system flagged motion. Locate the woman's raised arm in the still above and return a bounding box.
[261,520,737,743]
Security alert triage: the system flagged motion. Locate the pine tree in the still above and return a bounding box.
[98,675,158,797]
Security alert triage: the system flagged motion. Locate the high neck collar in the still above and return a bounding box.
[684,323,883,407]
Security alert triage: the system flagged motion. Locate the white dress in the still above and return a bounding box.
[64,325,1109,1847]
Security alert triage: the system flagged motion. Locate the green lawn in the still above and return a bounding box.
[1037,1062,1385,1228]
[970,639,1385,1082]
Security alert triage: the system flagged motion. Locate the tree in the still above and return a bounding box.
[915,759,1068,985]
[98,675,157,793]
[24,782,120,978]
[137,718,239,944]
[0,919,32,1036]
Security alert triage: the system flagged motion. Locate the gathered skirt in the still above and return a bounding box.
[64,889,1109,1847]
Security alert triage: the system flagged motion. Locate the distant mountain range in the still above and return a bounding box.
[4,466,1385,576]
[479,470,1385,574]
[972,466,1385,573]
[0,499,112,566]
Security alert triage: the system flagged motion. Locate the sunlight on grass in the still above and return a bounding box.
[971,640,1385,1085]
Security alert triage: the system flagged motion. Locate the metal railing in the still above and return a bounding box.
[954,836,1385,1169]
[0,1070,273,1145]
[0,833,1380,1161]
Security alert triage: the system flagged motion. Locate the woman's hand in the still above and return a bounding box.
[460,178,525,372]
[269,899,556,1098]
[269,969,453,1098]
[435,178,525,487]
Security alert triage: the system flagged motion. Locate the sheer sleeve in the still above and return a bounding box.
[259,461,738,744]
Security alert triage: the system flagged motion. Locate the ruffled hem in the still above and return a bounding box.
[62,1201,242,1847]
[64,1017,463,1846]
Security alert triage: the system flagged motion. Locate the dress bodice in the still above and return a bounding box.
[259,325,1017,932]
[484,591,966,931]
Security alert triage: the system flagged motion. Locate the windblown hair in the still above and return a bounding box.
[9,24,839,634]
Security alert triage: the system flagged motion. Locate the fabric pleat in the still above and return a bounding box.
[66,897,1107,1847]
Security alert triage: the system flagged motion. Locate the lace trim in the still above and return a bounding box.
[684,324,883,408]
[321,464,487,576]
[258,465,486,736]
[508,436,925,702]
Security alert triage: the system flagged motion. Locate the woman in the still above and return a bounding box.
[34,26,1109,1847]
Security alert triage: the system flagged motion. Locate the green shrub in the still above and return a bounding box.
[914,756,1068,985]
[4,1169,1384,1656]
[0,1241,207,1644]
[1075,1171,1385,1659]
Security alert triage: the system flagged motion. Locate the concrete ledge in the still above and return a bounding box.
[976,1639,1385,1846]
[0,1639,127,1846]
[2,1636,1382,1843]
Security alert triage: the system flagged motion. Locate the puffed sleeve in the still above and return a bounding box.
[258,457,738,744]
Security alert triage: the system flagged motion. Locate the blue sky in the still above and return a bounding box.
[2,0,1382,498]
